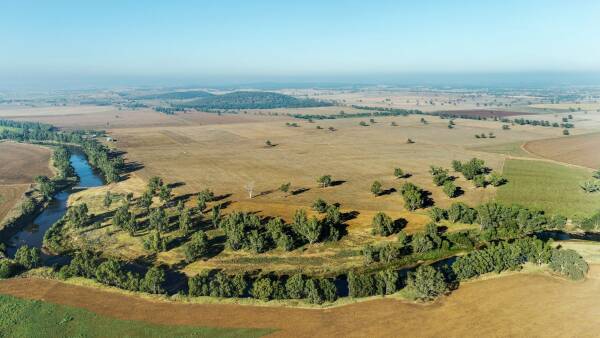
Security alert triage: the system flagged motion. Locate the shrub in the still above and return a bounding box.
[549,249,588,281]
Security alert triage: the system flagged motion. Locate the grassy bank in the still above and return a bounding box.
[0,293,272,338]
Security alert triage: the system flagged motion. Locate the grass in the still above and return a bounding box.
[470,141,535,158]
[497,159,600,217]
[0,294,272,338]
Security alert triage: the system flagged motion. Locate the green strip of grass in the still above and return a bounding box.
[0,294,273,338]
[497,159,600,218]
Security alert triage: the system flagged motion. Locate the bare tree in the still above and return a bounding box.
[244,181,255,199]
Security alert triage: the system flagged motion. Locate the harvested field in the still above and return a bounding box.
[0,185,29,223]
[524,132,600,169]
[0,141,52,184]
[0,142,51,223]
[1,266,599,337]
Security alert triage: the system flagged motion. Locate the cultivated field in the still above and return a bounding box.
[1,265,599,337]
[524,132,600,169]
[0,142,52,223]
[496,159,600,217]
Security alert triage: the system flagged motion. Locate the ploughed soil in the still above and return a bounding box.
[436,109,532,118]
[1,266,599,338]
[0,142,52,222]
[524,132,600,169]
[0,142,52,184]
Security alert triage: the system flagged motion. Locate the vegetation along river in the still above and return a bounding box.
[6,150,103,258]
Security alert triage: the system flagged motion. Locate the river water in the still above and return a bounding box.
[6,151,103,257]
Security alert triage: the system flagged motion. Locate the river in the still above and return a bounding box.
[6,150,103,258]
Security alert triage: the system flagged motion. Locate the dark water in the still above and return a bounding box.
[6,152,103,257]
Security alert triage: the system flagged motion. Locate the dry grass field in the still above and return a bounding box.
[0,142,52,222]
[1,265,599,337]
[53,109,575,272]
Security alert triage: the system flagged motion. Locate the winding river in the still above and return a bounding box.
[6,150,103,258]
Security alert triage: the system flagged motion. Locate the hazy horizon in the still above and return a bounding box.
[2,1,600,90]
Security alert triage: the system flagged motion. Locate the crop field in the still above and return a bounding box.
[1,266,599,338]
[496,159,600,217]
[0,142,52,223]
[524,132,600,169]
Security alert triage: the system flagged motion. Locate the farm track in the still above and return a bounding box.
[1,266,599,338]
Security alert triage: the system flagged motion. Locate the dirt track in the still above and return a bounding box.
[1,267,600,338]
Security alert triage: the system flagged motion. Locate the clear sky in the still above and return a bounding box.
[2,0,600,87]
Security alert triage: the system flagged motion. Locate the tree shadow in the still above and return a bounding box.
[379,187,397,196]
[394,218,408,232]
[342,210,359,222]
[167,181,186,189]
[330,180,346,187]
[292,187,310,195]
[213,193,232,202]
[255,189,275,198]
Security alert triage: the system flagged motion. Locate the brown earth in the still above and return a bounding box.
[0,142,52,222]
[1,266,599,338]
[0,142,52,184]
[524,132,600,169]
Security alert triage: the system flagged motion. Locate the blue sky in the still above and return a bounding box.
[2,1,600,86]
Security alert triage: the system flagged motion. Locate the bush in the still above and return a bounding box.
[312,198,328,213]
[549,249,588,281]
[0,260,16,278]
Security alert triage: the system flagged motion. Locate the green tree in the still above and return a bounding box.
[473,175,486,188]
[312,198,328,213]
[406,265,447,300]
[488,172,506,187]
[394,168,406,179]
[184,231,209,262]
[399,183,426,211]
[251,277,273,301]
[371,181,382,196]
[158,185,172,204]
[179,208,192,234]
[148,208,168,232]
[317,175,332,188]
[372,212,396,236]
[279,182,291,194]
[285,274,305,299]
[103,191,112,208]
[443,180,459,198]
[14,246,41,270]
[141,267,165,294]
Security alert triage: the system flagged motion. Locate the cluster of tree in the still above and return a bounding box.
[452,237,551,280]
[293,106,417,121]
[135,90,214,100]
[65,203,91,228]
[433,202,567,240]
[363,225,475,265]
[399,182,428,210]
[189,271,338,304]
[429,166,460,198]
[452,236,588,281]
[578,210,600,231]
[217,207,344,254]
[52,146,74,178]
[58,250,166,294]
[153,106,185,115]
[451,158,505,188]
[513,118,574,129]
[0,245,42,278]
[179,91,332,110]
[34,175,56,199]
